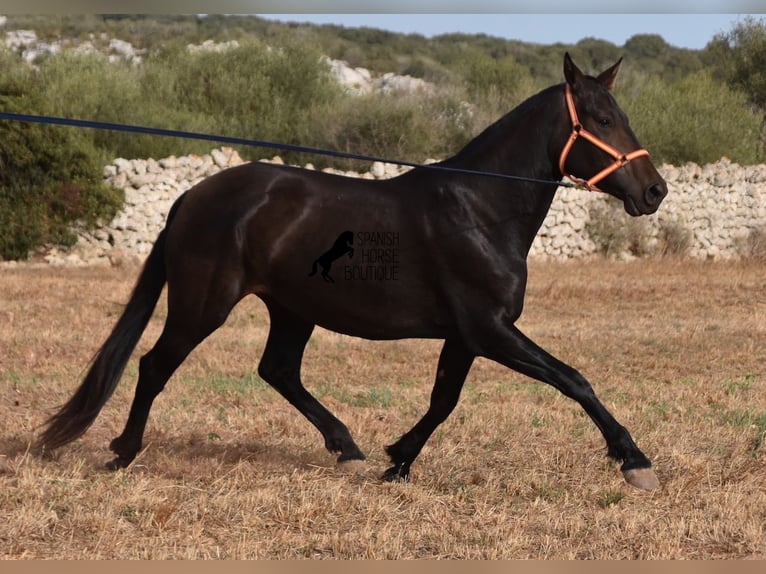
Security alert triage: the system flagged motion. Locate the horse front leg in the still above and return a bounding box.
[477,323,659,490]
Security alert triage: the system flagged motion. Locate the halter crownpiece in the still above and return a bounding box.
[558,84,649,192]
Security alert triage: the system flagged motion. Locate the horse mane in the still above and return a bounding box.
[443,83,564,171]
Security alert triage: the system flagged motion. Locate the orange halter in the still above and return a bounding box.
[558,84,649,192]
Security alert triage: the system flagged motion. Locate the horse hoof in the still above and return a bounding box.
[382,464,410,483]
[382,468,402,482]
[622,467,660,491]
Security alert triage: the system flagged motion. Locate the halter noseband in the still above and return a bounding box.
[558,84,649,192]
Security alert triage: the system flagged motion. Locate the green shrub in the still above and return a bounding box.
[305,89,473,170]
[36,53,174,160]
[657,220,693,257]
[36,40,342,161]
[618,71,764,165]
[157,40,341,161]
[0,52,122,260]
[586,199,652,258]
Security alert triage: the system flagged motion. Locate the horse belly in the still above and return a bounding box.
[257,231,446,339]
[278,279,445,340]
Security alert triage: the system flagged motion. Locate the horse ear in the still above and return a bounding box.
[597,58,623,91]
[563,52,583,87]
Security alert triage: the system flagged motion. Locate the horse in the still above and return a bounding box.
[37,53,667,490]
[308,230,355,283]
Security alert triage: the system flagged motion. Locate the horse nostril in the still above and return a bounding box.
[645,182,667,206]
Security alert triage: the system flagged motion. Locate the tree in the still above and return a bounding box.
[624,34,669,59]
[705,16,766,110]
[569,38,621,73]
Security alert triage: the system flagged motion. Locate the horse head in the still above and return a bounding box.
[558,53,667,216]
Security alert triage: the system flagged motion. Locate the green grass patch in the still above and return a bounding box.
[598,490,626,508]
[188,371,270,397]
[723,374,757,396]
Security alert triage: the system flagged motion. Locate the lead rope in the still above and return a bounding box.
[0,110,580,189]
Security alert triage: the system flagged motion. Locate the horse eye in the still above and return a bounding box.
[598,117,612,127]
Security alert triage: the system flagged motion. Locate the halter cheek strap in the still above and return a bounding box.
[559,84,649,192]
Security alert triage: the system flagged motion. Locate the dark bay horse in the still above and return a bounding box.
[38,53,667,490]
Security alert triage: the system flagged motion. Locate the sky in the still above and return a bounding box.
[2,2,761,50]
[256,13,751,50]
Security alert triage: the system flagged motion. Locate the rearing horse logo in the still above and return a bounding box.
[308,230,354,283]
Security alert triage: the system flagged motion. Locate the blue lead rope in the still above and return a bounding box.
[0,110,577,188]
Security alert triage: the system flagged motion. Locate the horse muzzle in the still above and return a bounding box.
[624,180,668,216]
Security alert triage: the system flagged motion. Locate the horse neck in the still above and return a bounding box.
[435,84,568,246]
[445,84,566,186]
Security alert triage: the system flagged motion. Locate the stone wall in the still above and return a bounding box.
[532,160,766,260]
[40,149,766,266]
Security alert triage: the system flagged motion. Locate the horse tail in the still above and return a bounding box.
[308,259,318,277]
[37,194,186,452]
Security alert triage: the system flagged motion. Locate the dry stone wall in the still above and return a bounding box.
[533,160,766,260]
[39,149,766,266]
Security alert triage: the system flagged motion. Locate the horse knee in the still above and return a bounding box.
[257,355,297,386]
[559,370,598,402]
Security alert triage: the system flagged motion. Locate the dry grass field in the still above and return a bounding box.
[0,258,764,559]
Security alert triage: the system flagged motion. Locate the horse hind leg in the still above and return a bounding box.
[257,300,364,463]
[384,338,474,481]
[107,274,242,469]
[107,326,195,469]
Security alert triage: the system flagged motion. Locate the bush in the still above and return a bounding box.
[305,89,473,170]
[618,71,764,165]
[0,52,122,260]
[453,50,540,128]
[37,40,342,162]
[657,220,693,257]
[158,40,341,161]
[586,199,652,258]
[738,225,766,260]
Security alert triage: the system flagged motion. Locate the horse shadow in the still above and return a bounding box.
[1,433,315,474]
[308,230,355,283]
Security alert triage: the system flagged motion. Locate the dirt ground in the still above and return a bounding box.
[0,259,764,558]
